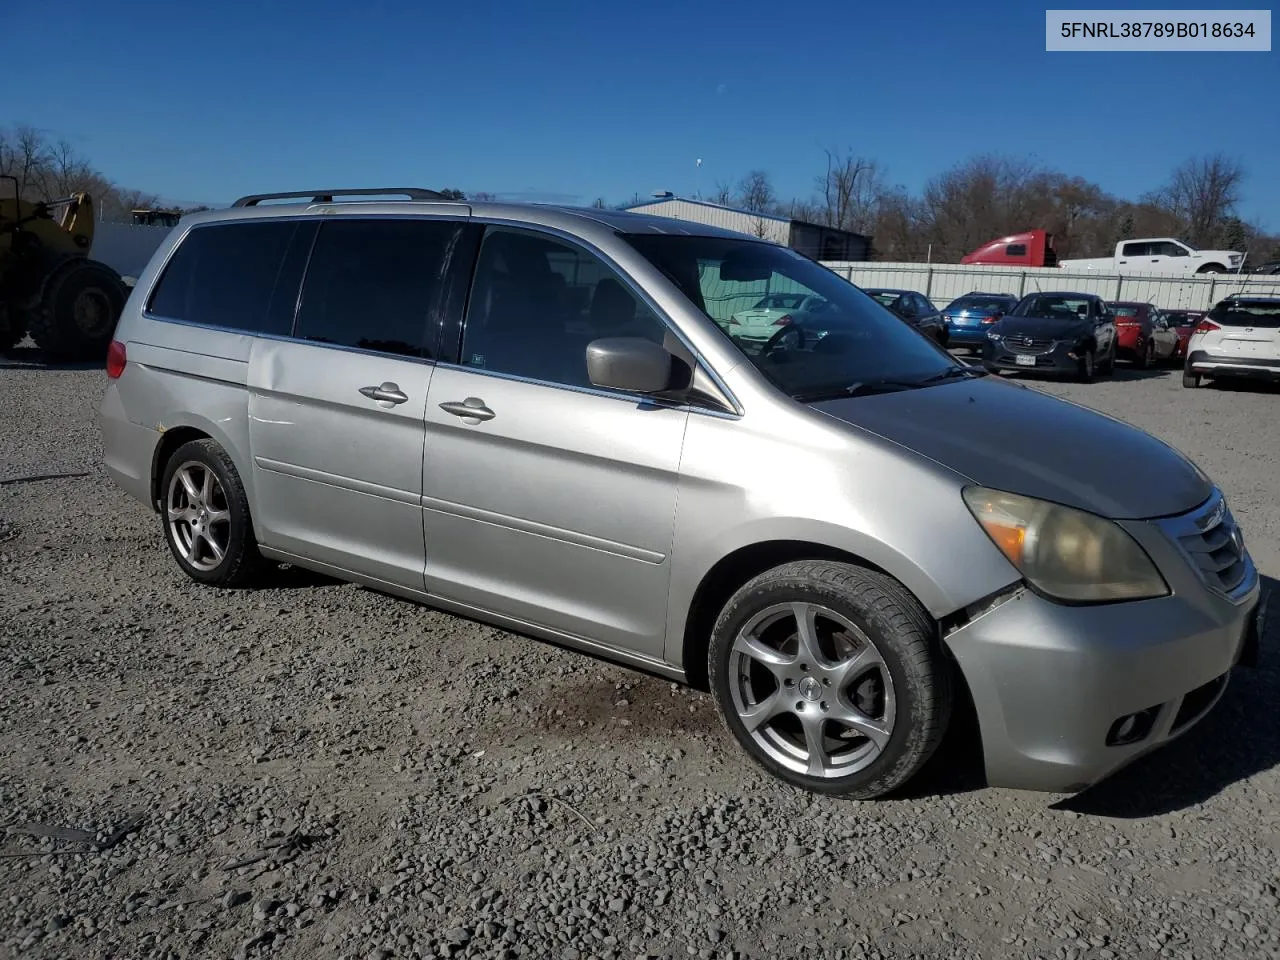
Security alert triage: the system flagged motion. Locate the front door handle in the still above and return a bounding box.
[359,382,409,406]
[439,397,495,422]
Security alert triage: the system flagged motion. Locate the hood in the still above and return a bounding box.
[811,377,1212,520]
[994,316,1091,339]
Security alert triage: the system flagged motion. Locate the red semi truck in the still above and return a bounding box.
[960,230,1058,267]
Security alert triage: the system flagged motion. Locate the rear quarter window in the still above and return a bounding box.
[146,220,315,335]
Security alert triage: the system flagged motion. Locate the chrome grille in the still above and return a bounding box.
[1159,489,1252,599]
[1008,337,1055,353]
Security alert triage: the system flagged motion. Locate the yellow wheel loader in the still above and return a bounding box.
[1,174,128,360]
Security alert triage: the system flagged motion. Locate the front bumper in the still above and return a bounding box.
[982,340,1080,374]
[944,506,1264,794]
[1187,350,1280,381]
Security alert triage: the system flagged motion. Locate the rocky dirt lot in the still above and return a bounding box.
[1,349,1278,960]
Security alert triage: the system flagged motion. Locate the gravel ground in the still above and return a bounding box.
[2,347,1278,960]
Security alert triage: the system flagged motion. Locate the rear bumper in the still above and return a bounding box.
[946,325,989,345]
[1114,328,1142,354]
[946,570,1265,794]
[98,386,159,509]
[1188,351,1280,380]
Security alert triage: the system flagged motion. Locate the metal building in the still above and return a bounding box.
[624,194,871,261]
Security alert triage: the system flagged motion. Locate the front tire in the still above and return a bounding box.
[708,560,952,799]
[160,439,264,587]
[26,258,127,362]
[1077,348,1097,382]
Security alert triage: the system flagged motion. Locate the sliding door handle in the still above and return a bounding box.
[359,382,409,406]
[439,398,495,422]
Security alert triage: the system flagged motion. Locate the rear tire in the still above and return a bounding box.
[160,439,264,588]
[0,305,25,353]
[708,560,952,799]
[1099,344,1116,376]
[1135,339,1153,369]
[1182,367,1201,388]
[26,258,127,362]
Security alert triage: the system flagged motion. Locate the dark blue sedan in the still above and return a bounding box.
[941,292,1019,351]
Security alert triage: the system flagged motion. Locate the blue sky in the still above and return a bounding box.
[11,0,1280,227]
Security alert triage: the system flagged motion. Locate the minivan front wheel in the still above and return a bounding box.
[160,439,263,587]
[709,560,951,798]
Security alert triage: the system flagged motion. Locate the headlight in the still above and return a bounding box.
[962,486,1168,603]
[986,330,1002,341]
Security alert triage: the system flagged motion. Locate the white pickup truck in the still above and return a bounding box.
[1060,238,1243,275]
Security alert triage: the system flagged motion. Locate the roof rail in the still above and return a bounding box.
[231,187,448,207]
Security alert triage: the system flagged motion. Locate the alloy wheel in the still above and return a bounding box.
[728,601,896,779]
[166,461,231,572]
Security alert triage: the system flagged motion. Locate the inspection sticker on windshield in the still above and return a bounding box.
[1046,10,1271,51]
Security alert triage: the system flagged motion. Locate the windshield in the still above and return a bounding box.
[1011,294,1092,321]
[1209,300,1280,328]
[946,295,1012,313]
[622,234,960,399]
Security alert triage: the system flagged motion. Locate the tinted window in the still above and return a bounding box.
[1111,305,1139,317]
[1005,243,1027,256]
[946,295,1012,313]
[1121,242,1149,257]
[624,234,959,401]
[460,227,669,389]
[1209,300,1280,328]
[147,220,313,335]
[1012,295,1094,320]
[294,219,458,359]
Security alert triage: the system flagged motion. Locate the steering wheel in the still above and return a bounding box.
[762,323,807,356]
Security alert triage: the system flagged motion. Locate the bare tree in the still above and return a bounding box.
[736,170,776,214]
[1149,154,1245,247]
[709,181,733,206]
[815,149,884,234]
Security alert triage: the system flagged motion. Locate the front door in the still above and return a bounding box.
[420,226,689,660]
[248,216,464,589]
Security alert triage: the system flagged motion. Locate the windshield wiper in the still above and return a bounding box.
[794,379,924,402]
[918,365,989,384]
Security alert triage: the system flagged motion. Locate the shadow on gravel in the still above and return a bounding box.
[1056,574,1279,819]
[0,345,105,372]
[262,563,344,590]
[1107,364,1177,382]
[1202,378,1280,396]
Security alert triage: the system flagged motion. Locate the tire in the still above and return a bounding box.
[0,305,25,353]
[708,560,952,799]
[1182,367,1201,388]
[1197,264,1226,274]
[1077,348,1097,383]
[1135,339,1153,369]
[159,439,264,588]
[26,258,127,362]
[1099,343,1116,376]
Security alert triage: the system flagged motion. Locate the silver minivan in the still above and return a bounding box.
[99,188,1266,799]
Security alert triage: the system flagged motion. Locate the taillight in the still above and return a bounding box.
[773,314,793,326]
[980,315,997,324]
[106,340,126,379]
[1194,319,1221,334]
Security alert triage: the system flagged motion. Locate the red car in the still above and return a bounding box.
[1162,309,1206,359]
[1106,301,1179,367]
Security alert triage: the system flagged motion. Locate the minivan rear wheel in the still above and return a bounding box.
[160,439,264,587]
[708,560,951,798]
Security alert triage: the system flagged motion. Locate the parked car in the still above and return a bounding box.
[1162,309,1206,359]
[725,292,832,344]
[862,288,948,346]
[1249,260,1280,275]
[982,291,1118,381]
[1107,301,1180,368]
[1060,238,1243,275]
[1184,295,1280,388]
[100,188,1263,800]
[940,292,1019,351]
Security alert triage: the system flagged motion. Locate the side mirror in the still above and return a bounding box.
[586,337,675,394]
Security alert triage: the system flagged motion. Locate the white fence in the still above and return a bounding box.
[90,221,174,280]
[820,261,1280,312]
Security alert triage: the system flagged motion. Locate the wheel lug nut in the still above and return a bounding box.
[822,678,831,686]
[795,702,804,711]
[820,702,829,712]
[800,664,809,672]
